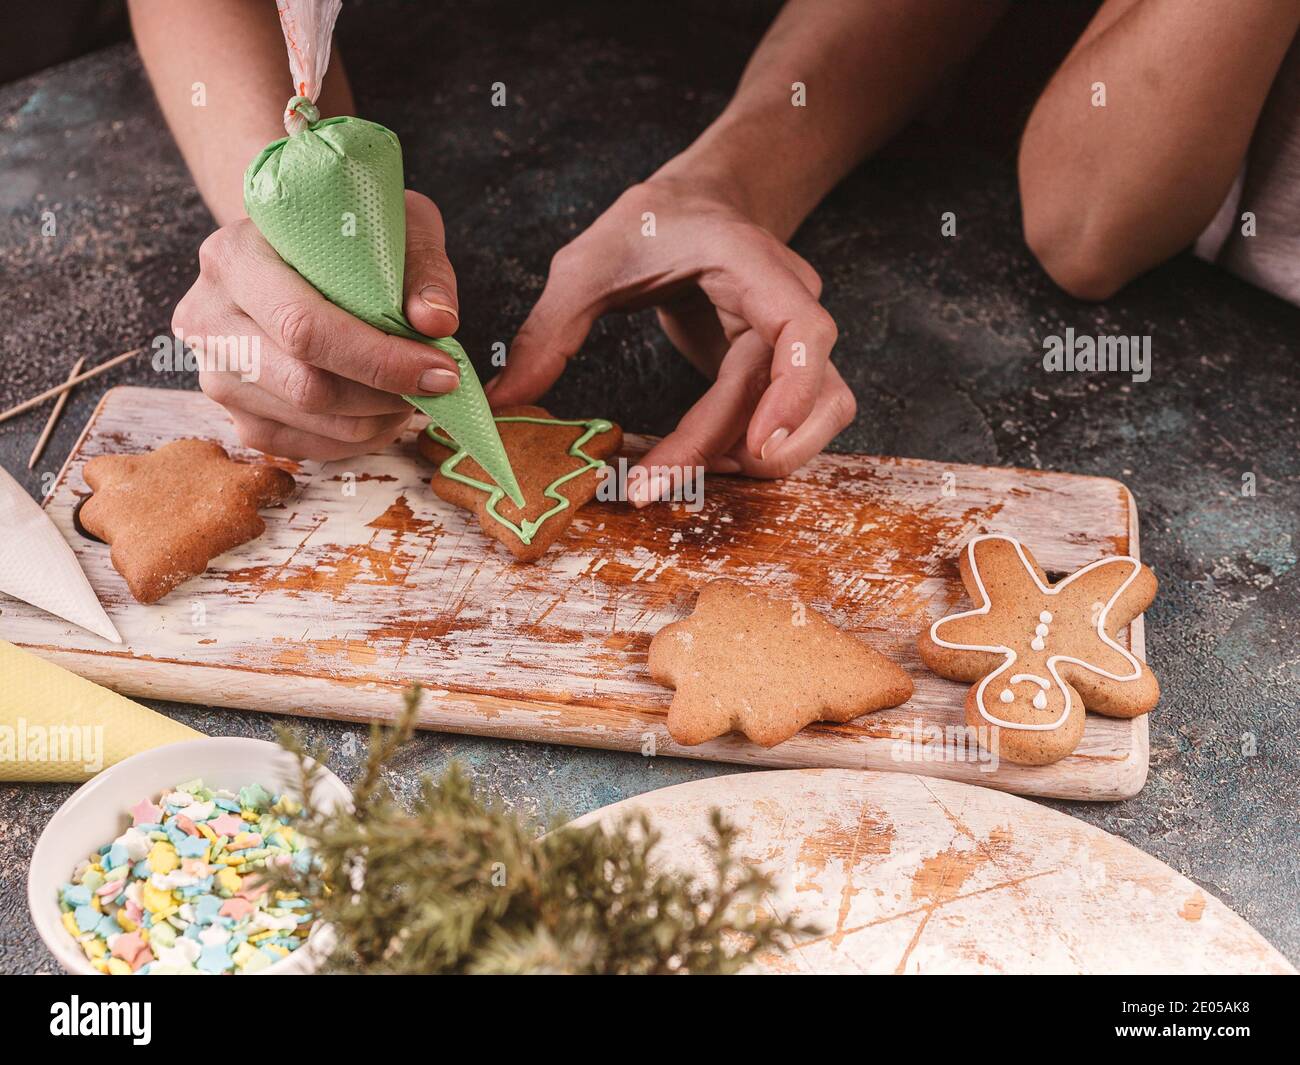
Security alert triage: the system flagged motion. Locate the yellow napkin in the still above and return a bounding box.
[0,641,201,782]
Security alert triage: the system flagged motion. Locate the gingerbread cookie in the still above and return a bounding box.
[648,579,913,747]
[81,439,296,604]
[917,534,1159,766]
[417,405,622,563]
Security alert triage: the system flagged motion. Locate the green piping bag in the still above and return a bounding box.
[243,100,524,506]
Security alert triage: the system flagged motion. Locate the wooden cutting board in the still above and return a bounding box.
[5,386,1150,800]
[567,770,1294,974]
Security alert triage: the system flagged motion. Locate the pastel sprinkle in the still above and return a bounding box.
[147,842,178,876]
[197,943,234,973]
[238,783,273,812]
[176,836,209,859]
[209,813,244,837]
[156,938,200,969]
[57,778,315,975]
[141,882,173,913]
[111,930,147,965]
[61,884,91,908]
[194,894,224,924]
[129,798,162,826]
[116,827,151,861]
[94,913,123,939]
[220,897,254,921]
[179,800,215,822]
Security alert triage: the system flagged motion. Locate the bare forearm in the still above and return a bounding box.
[129,0,354,225]
[1020,0,1300,298]
[657,0,1008,239]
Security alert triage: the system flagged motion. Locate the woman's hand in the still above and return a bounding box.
[486,176,855,504]
[177,191,463,461]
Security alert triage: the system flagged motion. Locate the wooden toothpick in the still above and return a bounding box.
[27,356,87,470]
[0,347,144,426]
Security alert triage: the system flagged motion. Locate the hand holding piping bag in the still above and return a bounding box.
[183,0,523,502]
[242,0,521,503]
[180,186,468,464]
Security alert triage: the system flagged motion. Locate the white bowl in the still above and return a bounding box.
[28,737,351,976]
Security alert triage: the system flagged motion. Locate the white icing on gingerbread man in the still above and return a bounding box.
[929,535,1147,732]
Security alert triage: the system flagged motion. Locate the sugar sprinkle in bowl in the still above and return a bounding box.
[28,737,350,975]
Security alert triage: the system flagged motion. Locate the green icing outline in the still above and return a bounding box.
[426,415,615,545]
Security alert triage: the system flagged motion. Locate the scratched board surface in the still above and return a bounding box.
[6,387,1149,799]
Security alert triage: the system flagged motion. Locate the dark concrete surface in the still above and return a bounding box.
[1,1,1296,973]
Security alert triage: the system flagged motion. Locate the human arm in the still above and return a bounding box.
[1018,0,1300,300]
[488,0,1009,498]
[130,0,462,459]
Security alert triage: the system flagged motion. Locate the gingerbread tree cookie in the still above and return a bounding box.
[81,439,296,604]
[917,534,1159,766]
[417,405,622,563]
[648,579,913,748]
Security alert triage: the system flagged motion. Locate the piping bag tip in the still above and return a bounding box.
[502,480,527,509]
[91,617,124,645]
[407,337,526,508]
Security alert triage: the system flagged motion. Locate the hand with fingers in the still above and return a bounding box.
[485,176,857,506]
[179,191,462,462]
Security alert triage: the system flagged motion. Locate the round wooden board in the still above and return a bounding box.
[567,769,1294,974]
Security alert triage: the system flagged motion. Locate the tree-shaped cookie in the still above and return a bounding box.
[917,534,1159,766]
[649,579,913,747]
[81,439,296,604]
[418,405,623,563]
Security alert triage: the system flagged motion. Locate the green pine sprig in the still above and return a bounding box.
[273,687,814,974]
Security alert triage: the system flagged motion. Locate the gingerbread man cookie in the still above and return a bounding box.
[81,439,296,604]
[917,535,1159,765]
[649,579,913,747]
[417,405,622,563]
